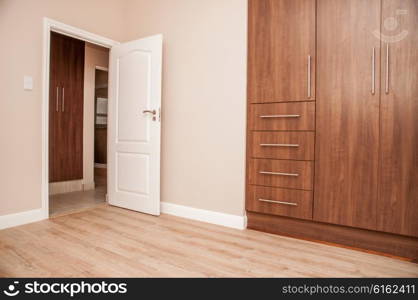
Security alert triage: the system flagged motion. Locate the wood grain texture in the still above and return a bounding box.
[0,206,417,277]
[250,131,314,161]
[314,0,381,230]
[249,159,313,190]
[49,32,85,182]
[249,102,316,131]
[247,185,313,220]
[248,0,316,102]
[378,0,418,238]
[248,212,418,261]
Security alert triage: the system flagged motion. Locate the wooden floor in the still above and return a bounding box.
[0,205,417,278]
[49,168,107,217]
[49,185,106,217]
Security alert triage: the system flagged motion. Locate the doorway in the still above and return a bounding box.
[42,18,162,219]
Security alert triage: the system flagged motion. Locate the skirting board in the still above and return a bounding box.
[161,202,247,230]
[0,202,246,231]
[0,208,46,230]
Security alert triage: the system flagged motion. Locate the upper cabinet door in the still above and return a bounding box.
[248,0,316,103]
[378,0,418,238]
[314,0,381,230]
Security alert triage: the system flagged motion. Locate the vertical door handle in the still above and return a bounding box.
[62,87,65,112]
[371,47,376,95]
[307,55,311,99]
[56,87,59,112]
[385,44,390,94]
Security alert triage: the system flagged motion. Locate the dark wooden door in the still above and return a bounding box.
[314,0,381,230]
[49,32,66,182]
[378,0,418,237]
[248,0,316,103]
[49,32,84,182]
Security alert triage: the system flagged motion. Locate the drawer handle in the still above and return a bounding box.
[259,114,301,119]
[259,171,299,177]
[260,144,300,148]
[258,198,298,206]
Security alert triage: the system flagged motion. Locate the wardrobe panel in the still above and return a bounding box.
[378,0,418,237]
[314,0,381,230]
[49,33,85,182]
[248,0,316,102]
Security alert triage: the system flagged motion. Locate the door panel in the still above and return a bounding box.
[248,0,316,102]
[378,0,418,237]
[117,51,151,142]
[109,35,162,216]
[63,36,84,181]
[314,0,381,230]
[49,33,84,182]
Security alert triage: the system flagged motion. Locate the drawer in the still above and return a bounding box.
[250,131,314,160]
[249,102,315,131]
[246,185,313,220]
[248,159,313,190]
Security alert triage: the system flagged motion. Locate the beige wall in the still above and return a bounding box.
[0,0,126,215]
[0,0,247,217]
[83,43,109,189]
[124,0,248,216]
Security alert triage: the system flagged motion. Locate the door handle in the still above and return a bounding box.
[371,47,376,95]
[143,109,157,121]
[385,43,390,94]
[62,87,65,112]
[56,87,59,112]
[307,55,311,99]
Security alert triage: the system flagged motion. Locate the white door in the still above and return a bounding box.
[108,35,162,215]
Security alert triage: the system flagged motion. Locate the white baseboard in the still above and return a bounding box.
[161,202,247,230]
[0,208,46,230]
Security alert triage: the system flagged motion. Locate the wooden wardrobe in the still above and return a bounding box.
[246,0,418,259]
[49,32,85,183]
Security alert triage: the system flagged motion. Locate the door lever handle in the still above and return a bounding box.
[142,109,157,121]
[142,110,156,115]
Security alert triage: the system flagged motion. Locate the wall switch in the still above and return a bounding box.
[23,76,33,91]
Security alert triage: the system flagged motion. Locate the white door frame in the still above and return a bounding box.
[41,18,119,218]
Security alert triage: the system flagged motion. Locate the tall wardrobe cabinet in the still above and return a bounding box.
[246,0,418,259]
[49,32,85,183]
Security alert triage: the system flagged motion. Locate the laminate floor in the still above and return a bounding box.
[1,205,417,277]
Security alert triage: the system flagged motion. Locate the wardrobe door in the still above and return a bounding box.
[61,36,85,181]
[378,0,418,237]
[248,0,316,103]
[49,32,67,183]
[314,0,381,230]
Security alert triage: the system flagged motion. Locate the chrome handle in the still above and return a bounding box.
[260,144,299,148]
[259,171,299,177]
[371,47,376,95]
[143,109,157,121]
[61,87,65,112]
[258,198,298,207]
[56,87,59,112]
[307,55,311,99]
[142,110,156,115]
[385,44,390,94]
[259,114,301,119]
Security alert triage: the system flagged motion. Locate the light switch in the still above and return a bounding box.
[23,76,33,91]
